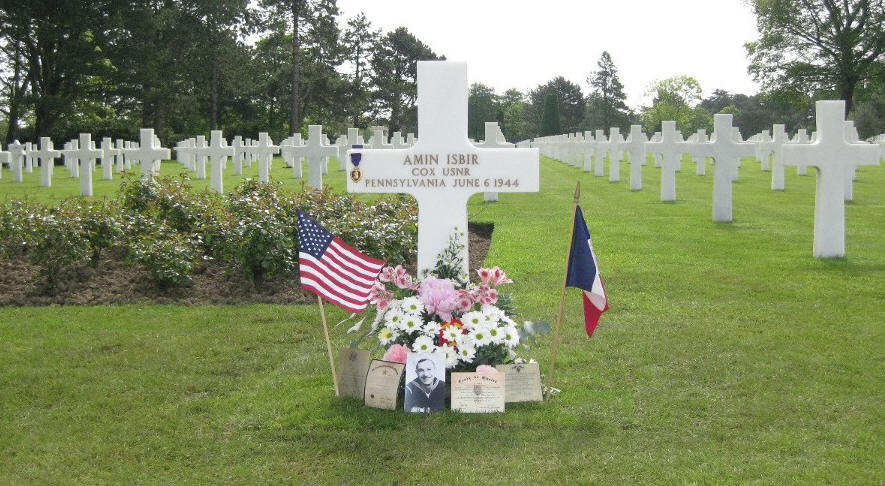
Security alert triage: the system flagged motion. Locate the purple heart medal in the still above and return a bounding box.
[349,144,363,182]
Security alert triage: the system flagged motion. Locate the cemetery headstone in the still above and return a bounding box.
[8,140,25,182]
[128,129,171,181]
[693,114,756,222]
[769,124,790,191]
[73,133,103,196]
[346,61,539,277]
[253,132,279,183]
[647,121,686,202]
[34,137,60,188]
[473,121,514,202]
[625,125,647,191]
[781,101,880,257]
[207,130,234,194]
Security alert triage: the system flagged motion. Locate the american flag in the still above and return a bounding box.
[297,210,386,312]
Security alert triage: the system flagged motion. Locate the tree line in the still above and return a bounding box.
[1,0,882,146]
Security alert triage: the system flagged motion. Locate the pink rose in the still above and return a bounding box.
[382,344,409,364]
[418,277,459,321]
[376,299,390,313]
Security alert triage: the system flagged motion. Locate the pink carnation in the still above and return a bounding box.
[456,289,475,313]
[418,277,459,321]
[378,266,397,283]
[475,284,498,305]
[476,365,500,375]
[382,344,409,364]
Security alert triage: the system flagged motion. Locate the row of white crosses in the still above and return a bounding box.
[0,129,168,194]
[534,100,881,258]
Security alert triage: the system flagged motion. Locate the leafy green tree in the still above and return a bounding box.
[467,83,499,140]
[530,76,584,134]
[0,0,112,138]
[540,92,561,136]
[369,26,441,133]
[745,0,885,115]
[641,76,711,134]
[585,51,633,130]
[342,12,380,129]
[500,89,532,142]
[259,0,341,133]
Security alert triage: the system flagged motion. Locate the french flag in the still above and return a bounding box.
[565,206,609,337]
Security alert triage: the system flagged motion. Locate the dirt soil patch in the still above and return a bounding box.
[0,223,493,307]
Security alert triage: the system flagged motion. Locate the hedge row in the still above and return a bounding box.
[0,174,417,292]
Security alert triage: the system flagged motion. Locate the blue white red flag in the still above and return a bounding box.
[565,206,609,336]
[297,210,386,313]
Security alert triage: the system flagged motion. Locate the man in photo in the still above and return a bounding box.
[404,354,445,413]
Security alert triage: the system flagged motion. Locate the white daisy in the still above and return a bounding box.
[385,310,406,329]
[422,321,441,337]
[469,326,492,347]
[378,327,399,345]
[400,296,425,316]
[412,335,436,353]
[486,325,504,344]
[400,314,421,333]
[442,325,462,343]
[442,345,459,368]
[461,311,484,330]
[454,332,474,349]
[502,324,520,348]
[457,343,477,363]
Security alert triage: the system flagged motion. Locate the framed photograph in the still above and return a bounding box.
[404,351,446,413]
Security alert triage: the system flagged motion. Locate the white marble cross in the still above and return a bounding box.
[347,61,539,277]
[231,136,247,175]
[100,138,118,180]
[392,131,410,149]
[63,140,79,178]
[34,137,60,188]
[280,134,304,179]
[0,147,8,179]
[625,125,647,191]
[370,127,392,149]
[691,114,756,222]
[336,135,349,170]
[473,121,514,202]
[206,130,234,193]
[594,129,608,176]
[755,130,773,171]
[608,127,624,182]
[253,132,279,183]
[72,133,103,196]
[647,121,687,202]
[791,129,811,176]
[127,129,171,181]
[689,129,708,175]
[24,142,34,173]
[192,135,208,180]
[580,131,594,172]
[298,125,339,189]
[769,124,790,191]
[781,101,880,257]
[114,139,125,172]
[7,140,25,182]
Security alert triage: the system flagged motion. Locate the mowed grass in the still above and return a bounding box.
[1,153,883,484]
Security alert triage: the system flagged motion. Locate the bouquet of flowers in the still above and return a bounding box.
[367,264,523,370]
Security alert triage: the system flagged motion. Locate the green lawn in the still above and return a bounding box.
[1,154,883,484]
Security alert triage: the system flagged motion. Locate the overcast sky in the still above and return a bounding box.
[335,0,762,108]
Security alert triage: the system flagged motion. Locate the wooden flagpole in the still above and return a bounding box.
[547,181,581,399]
[317,295,340,397]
